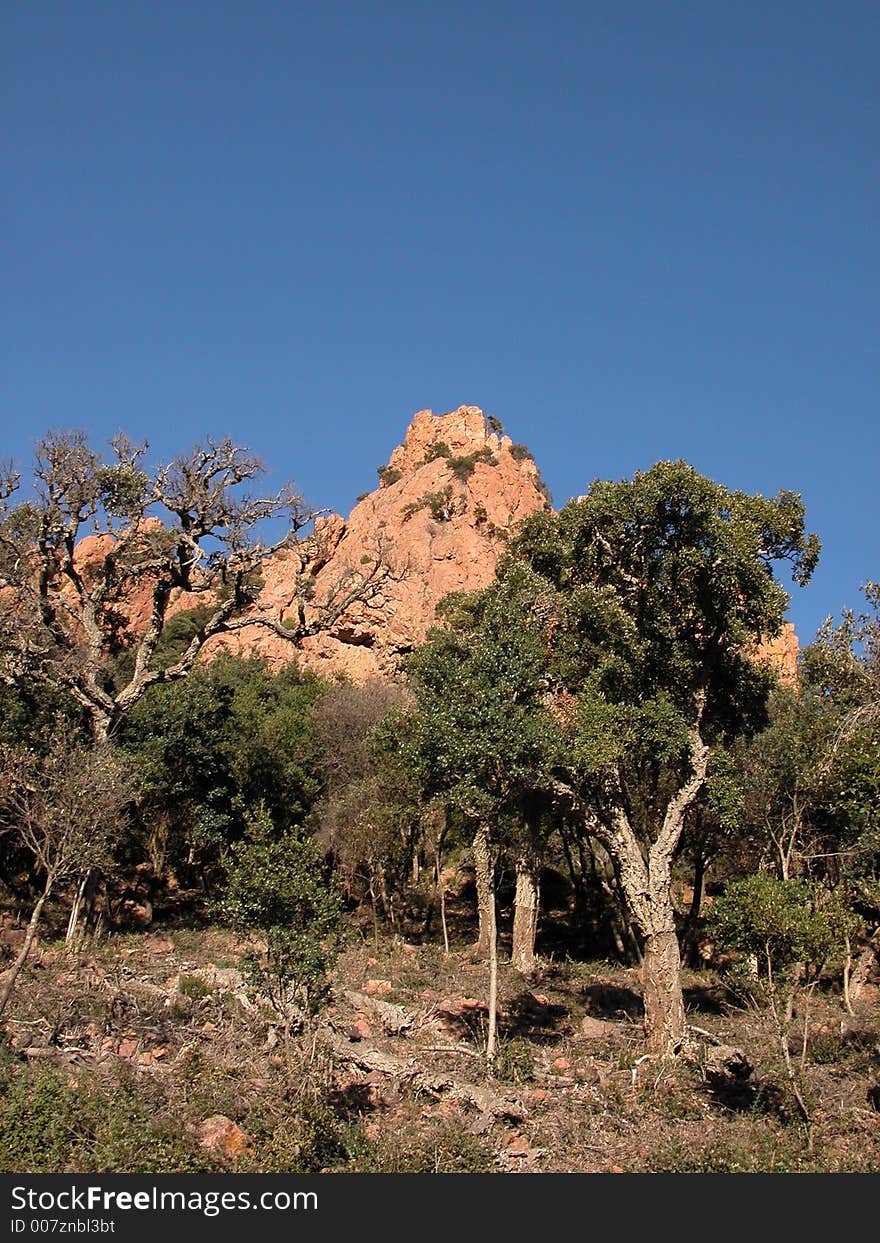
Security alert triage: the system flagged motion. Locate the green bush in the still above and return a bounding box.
[249,1100,364,1173]
[495,1038,535,1084]
[709,874,856,977]
[377,466,402,487]
[402,487,454,523]
[448,448,496,482]
[351,1118,492,1173]
[220,807,343,1020]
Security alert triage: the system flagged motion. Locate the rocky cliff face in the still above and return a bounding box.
[77,404,800,687]
[205,405,551,680]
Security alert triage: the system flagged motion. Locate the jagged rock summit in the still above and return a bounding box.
[210,405,552,681]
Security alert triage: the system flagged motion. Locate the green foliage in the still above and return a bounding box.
[0,674,87,751]
[250,1099,362,1173]
[709,874,857,974]
[377,465,402,487]
[177,973,212,1001]
[121,655,325,874]
[311,681,420,923]
[402,486,454,522]
[150,606,217,670]
[351,1118,492,1173]
[0,1065,210,1173]
[495,1037,535,1084]
[503,461,818,836]
[487,414,504,435]
[221,807,343,1018]
[95,462,150,518]
[447,448,497,481]
[509,442,534,462]
[405,562,559,826]
[422,441,451,463]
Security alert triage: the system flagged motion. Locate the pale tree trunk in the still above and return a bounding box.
[642,927,686,1055]
[487,895,498,1070]
[65,872,89,948]
[471,824,498,1067]
[0,881,52,1019]
[511,855,540,973]
[472,824,493,957]
[585,711,709,1058]
[435,848,449,955]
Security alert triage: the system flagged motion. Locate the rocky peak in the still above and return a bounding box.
[209,406,551,681]
[386,405,508,474]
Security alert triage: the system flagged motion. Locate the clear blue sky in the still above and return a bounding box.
[3,2,877,643]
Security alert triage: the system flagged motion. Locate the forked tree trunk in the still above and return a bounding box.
[511,856,540,973]
[472,824,493,957]
[589,714,708,1058]
[642,928,686,1056]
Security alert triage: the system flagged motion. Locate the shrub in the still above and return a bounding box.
[402,487,454,523]
[351,1118,492,1173]
[448,449,496,482]
[377,466,402,487]
[220,807,343,1024]
[709,874,856,978]
[0,1066,210,1173]
[495,1037,535,1084]
[509,443,534,462]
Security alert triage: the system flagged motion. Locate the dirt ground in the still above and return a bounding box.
[2,918,878,1174]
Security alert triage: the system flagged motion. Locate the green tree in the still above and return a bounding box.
[120,655,325,883]
[414,460,818,1056]
[0,432,388,742]
[710,873,856,1137]
[221,807,343,1032]
[405,562,559,1060]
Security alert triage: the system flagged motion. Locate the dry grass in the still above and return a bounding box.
[2,926,878,1173]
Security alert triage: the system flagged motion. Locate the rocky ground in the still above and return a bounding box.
[2,920,878,1174]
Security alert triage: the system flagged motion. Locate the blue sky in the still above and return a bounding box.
[3,2,877,643]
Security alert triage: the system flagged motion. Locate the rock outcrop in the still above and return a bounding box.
[754,622,800,688]
[69,404,802,688]
[204,406,551,680]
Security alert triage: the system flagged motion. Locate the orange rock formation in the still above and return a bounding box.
[206,406,551,680]
[68,404,801,687]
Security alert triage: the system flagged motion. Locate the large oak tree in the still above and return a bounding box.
[411,460,819,1057]
[0,431,390,742]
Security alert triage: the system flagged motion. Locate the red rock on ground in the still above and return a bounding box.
[198,1115,252,1160]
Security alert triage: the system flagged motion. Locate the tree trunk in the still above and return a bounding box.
[435,848,449,955]
[0,883,51,1019]
[682,850,706,966]
[642,928,686,1057]
[472,824,492,957]
[511,856,540,973]
[486,868,498,1070]
[65,872,89,948]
